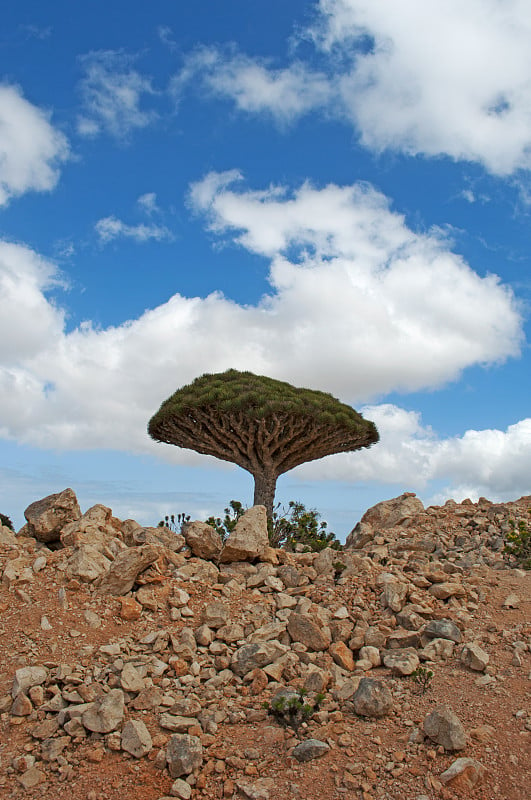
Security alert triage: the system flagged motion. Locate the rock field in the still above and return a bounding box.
[0,489,529,800]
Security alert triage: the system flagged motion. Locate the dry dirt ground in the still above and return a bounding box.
[0,543,529,800]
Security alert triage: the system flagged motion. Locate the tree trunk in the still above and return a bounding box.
[252,470,278,522]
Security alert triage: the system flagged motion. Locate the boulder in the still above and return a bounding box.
[121,719,152,758]
[82,689,125,733]
[460,642,489,672]
[231,642,287,676]
[66,545,112,582]
[287,612,331,651]
[352,678,393,717]
[423,706,466,751]
[383,648,420,676]
[12,666,48,698]
[96,544,160,595]
[24,488,81,543]
[344,521,374,550]
[423,619,462,644]
[220,506,269,563]
[357,493,424,531]
[183,521,223,560]
[165,734,203,778]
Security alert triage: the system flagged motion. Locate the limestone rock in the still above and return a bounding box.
[169,778,193,799]
[287,612,331,651]
[220,506,269,563]
[121,719,152,758]
[12,666,48,698]
[381,580,409,612]
[419,638,454,661]
[358,492,424,531]
[82,689,125,733]
[183,521,223,560]
[330,641,355,670]
[66,544,112,582]
[440,757,486,789]
[352,678,393,717]
[165,733,203,778]
[292,739,330,762]
[231,642,287,676]
[24,488,81,543]
[423,619,462,644]
[344,521,374,550]
[383,647,420,675]
[460,642,490,672]
[96,544,160,595]
[423,706,466,751]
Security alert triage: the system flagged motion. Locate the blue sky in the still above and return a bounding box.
[1,0,530,538]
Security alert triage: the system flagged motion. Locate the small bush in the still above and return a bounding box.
[410,666,434,694]
[263,688,325,736]
[504,511,531,570]
[269,501,341,552]
[0,513,14,531]
[205,500,245,542]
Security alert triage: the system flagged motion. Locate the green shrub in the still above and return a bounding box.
[263,688,325,736]
[504,511,531,569]
[157,513,191,534]
[0,513,14,531]
[410,666,434,694]
[205,500,245,542]
[269,500,341,552]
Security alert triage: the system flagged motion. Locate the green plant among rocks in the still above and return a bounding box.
[157,513,191,533]
[333,560,347,581]
[0,513,14,530]
[263,688,325,736]
[205,500,245,542]
[269,500,342,552]
[504,511,531,569]
[410,666,434,694]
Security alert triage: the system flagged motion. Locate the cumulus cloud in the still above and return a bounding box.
[174,46,331,124]
[0,174,525,506]
[179,2,531,175]
[0,84,69,206]
[77,51,157,139]
[95,215,172,244]
[298,404,531,504]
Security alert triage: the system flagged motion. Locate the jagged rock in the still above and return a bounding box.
[440,757,486,789]
[17,767,46,789]
[352,678,393,717]
[11,692,32,715]
[287,612,331,651]
[201,602,230,628]
[66,544,112,582]
[423,619,462,644]
[235,778,275,800]
[60,504,121,547]
[460,642,489,672]
[344,521,374,550]
[423,706,466,751]
[96,544,160,595]
[381,580,409,612]
[120,663,145,693]
[329,641,355,670]
[82,689,125,733]
[169,778,193,799]
[220,506,269,563]
[12,666,48,698]
[419,638,454,661]
[428,581,465,599]
[183,521,223,560]
[24,488,81,543]
[359,492,424,530]
[41,736,69,761]
[121,719,152,757]
[165,733,203,778]
[0,524,17,544]
[231,642,287,676]
[292,739,330,762]
[383,647,420,675]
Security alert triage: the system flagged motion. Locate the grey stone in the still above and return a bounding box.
[383,648,420,676]
[66,544,111,582]
[423,706,466,751]
[12,665,48,698]
[201,601,230,628]
[287,612,331,651]
[165,734,203,778]
[440,757,486,789]
[231,642,287,676]
[460,642,489,671]
[82,688,125,733]
[292,739,330,762]
[169,778,193,799]
[423,619,462,644]
[121,719,152,757]
[381,580,409,612]
[352,677,393,717]
[344,521,374,550]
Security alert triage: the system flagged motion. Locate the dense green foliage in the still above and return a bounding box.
[0,513,14,530]
[270,500,341,551]
[149,369,376,433]
[504,511,531,569]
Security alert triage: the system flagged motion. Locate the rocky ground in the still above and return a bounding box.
[0,490,529,800]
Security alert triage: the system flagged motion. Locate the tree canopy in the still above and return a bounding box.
[148,369,379,518]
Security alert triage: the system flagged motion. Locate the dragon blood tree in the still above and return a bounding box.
[148,369,379,520]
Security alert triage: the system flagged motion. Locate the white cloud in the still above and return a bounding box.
[137,192,159,215]
[77,51,157,139]
[298,404,531,504]
[0,84,69,206]
[95,215,172,244]
[175,47,331,124]
[0,174,525,510]
[179,2,531,175]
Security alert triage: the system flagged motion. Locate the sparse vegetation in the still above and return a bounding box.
[504,511,531,569]
[0,513,14,531]
[263,688,325,736]
[270,500,341,552]
[410,666,434,694]
[157,513,191,533]
[205,500,245,542]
